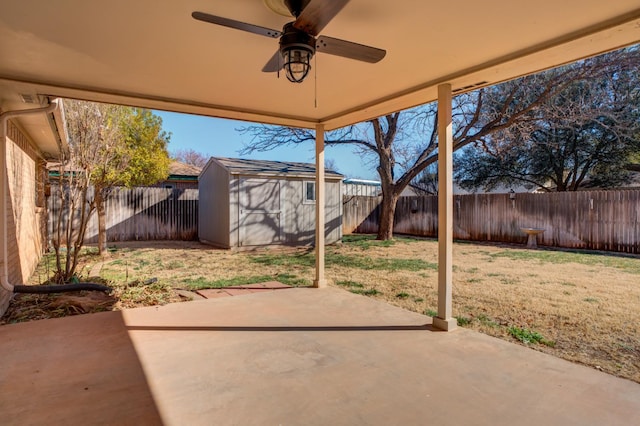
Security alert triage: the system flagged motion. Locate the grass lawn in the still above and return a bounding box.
[5,235,640,384]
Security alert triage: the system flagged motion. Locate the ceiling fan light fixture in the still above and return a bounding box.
[280,23,316,83]
[283,46,313,83]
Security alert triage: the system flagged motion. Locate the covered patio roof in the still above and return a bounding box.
[0,1,638,130]
[1,1,640,328]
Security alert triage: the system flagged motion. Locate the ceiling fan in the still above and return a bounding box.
[192,0,386,83]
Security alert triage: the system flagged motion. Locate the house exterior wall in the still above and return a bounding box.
[198,160,231,248]
[1,120,46,311]
[149,179,198,190]
[343,182,381,197]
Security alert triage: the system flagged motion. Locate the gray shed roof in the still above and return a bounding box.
[206,157,343,180]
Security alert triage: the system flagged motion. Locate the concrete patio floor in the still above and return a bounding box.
[1,287,639,425]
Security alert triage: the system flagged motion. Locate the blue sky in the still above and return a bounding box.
[154,110,378,179]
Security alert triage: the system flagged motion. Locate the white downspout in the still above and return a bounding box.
[0,99,60,292]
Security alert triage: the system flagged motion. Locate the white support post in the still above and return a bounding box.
[314,123,327,288]
[433,84,457,331]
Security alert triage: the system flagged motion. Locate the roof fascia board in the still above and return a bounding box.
[0,77,319,130]
[229,171,343,180]
[1,11,638,132]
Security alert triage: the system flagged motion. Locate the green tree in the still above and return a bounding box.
[456,49,640,192]
[90,107,171,254]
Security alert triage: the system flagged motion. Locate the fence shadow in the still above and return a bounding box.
[49,187,199,244]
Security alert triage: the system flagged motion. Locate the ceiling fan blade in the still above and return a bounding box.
[262,50,284,72]
[316,36,386,63]
[192,11,281,38]
[293,0,351,36]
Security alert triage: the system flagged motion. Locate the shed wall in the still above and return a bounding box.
[231,176,341,247]
[229,176,239,248]
[198,161,230,248]
[237,177,284,246]
[283,178,342,245]
[200,159,343,249]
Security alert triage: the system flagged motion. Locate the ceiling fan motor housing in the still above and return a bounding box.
[282,0,312,18]
[279,23,316,82]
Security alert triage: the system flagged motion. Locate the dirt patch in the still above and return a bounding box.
[1,292,118,323]
[3,237,639,383]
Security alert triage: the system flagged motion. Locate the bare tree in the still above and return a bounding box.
[239,48,638,239]
[50,101,124,281]
[411,164,439,195]
[456,50,640,191]
[172,148,209,168]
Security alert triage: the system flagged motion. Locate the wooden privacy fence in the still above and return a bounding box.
[49,187,199,243]
[343,190,640,254]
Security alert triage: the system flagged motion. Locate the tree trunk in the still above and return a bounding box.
[377,192,399,240]
[95,189,108,256]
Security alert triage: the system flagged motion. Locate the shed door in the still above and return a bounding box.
[239,178,283,246]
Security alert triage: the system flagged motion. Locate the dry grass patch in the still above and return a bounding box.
[342,236,640,383]
[5,237,639,383]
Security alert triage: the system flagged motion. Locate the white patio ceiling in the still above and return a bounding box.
[1,0,638,131]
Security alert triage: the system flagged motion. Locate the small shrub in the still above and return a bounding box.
[477,314,498,328]
[508,326,555,347]
[133,259,151,271]
[455,316,472,326]
[424,309,437,317]
[350,288,380,296]
[396,292,411,299]
[336,280,364,288]
[275,273,309,286]
[166,260,185,270]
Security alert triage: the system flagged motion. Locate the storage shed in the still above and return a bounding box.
[199,157,343,248]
